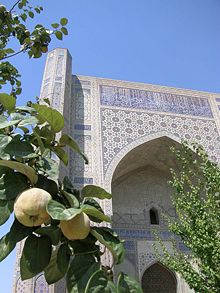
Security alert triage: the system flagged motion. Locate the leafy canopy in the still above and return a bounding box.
[154,142,220,293]
[0,1,143,292]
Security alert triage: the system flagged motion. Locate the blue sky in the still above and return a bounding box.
[1,0,220,291]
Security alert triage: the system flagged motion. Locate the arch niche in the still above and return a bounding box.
[110,135,181,287]
[141,262,177,293]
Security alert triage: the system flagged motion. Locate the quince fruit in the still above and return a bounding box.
[60,212,90,240]
[14,188,51,227]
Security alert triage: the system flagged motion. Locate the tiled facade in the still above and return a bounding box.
[13,49,220,293]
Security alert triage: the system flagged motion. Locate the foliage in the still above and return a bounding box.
[0,0,68,99]
[0,1,143,292]
[154,142,220,293]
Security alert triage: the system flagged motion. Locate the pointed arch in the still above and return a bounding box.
[104,131,182,192]
[141,261,177,293]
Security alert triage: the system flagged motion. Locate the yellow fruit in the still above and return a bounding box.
[14,188,51,227]
[60,212,90,240]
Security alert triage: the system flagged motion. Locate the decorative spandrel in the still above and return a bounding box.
[100,85,213,118]
[100,108,220,175]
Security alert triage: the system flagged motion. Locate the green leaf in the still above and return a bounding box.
[35,174,58,197]
[81,204,111,223]
[44,247,64,284]
[0,234,16,263]
[37,125,55,144]
[91,227,125,265]
[51,23,59,29]
[66,255,100,293]
[35,226,61,245]
[0,115,20,129]
[63,176,74,190]
[0,160,38,184]
[60,18,68,26]
[34,7,41,14]
[37,157,59,180]
[0,135,11,159]
[82,198,104,223]
[61,27,68,35]
[69,235,99,256]
[4,138,34,158]
[18,116,38,127]
[52,146,68,165]
[59,134,88,164]
[43,98,50,106]
[16,106,35,113]
[55,31,63,40]
[28,11,34,18]
[33,127,45,154]
[5,48,15,54]
[32,104,64,132]
[20,235,52,280]
[0,94,16,111]
[0,199,13,225]
[62,190,79,208]
[117,273,143,293]
[21,13,27,21]
[47,199,82,221]
[0,172,29,200]
[57,243,71,275]
[0,219,36,262]
[82,185,111,200]
[18,2,23,9]
[85,270,117,293]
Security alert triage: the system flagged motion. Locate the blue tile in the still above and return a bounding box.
[100,85,213,118]
[74,177,93,184]
[74,124,91,131]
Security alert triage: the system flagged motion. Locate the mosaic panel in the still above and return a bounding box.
[74,124,92,131]
[52,82,62,110]
[138,252,156,274]
[56,56,64,76]
[114,228,173,240]
[215,98,220,103]
[54,278,66,293]
[100,85,213,117]
[101,108,220,175]
[45,55,53,79]
[41,84,49,100]
[15,277,31,293]
[73,88,91,120]
[70,134,92,174]
[74,177,93,184]
[124,240,135,251]
[34,274,49,293]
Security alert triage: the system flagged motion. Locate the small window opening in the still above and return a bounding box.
[150,208,159,225]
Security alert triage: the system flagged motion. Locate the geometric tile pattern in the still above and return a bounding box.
[100,108,220,176]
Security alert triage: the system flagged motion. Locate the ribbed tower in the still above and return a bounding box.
[13,48,72,293]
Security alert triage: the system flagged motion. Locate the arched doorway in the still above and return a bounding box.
[111,136,181,282]
[142,262,177,293]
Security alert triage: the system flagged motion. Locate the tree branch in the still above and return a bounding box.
[1,48,26,60]
[9,0,22,13]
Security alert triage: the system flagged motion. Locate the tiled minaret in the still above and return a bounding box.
[13,48,72,293]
